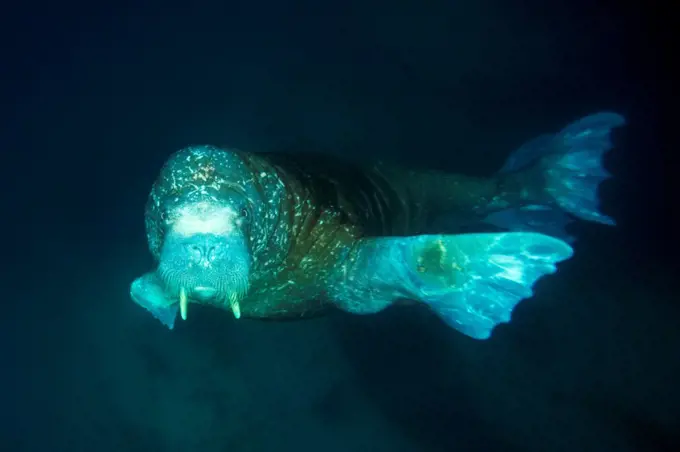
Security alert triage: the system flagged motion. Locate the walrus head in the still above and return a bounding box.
[158,193,251,319]
[143,145,278,321]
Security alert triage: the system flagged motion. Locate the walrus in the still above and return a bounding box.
[130,112,625,339]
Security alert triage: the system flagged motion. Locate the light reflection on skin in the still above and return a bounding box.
[171,203,241,237]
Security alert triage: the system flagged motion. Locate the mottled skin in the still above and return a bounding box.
[132,112,623,338]
[142,145,543,320]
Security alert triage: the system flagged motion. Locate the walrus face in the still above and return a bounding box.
[148,144,266,320]
[157,195,251,319]
[139,145,282,324]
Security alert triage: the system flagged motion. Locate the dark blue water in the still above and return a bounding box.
[3,1,673,451]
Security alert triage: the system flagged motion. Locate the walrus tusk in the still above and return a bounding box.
[179,286,188,320]
[229,293,241,319]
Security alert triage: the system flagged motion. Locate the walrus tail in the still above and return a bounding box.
[480,112,626,242]
[423,112,625,243]
[331,232,573,340]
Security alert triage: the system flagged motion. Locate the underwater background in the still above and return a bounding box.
[2,0,673,451]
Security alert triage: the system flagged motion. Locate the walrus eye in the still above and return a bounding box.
[160,210,173,226]
[238,205,252,230]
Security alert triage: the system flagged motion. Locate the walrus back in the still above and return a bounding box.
[259,151,427,238]
[255,150,518,239]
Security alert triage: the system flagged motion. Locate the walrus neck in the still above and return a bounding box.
[234,152,304,274]
[244,152,361,283]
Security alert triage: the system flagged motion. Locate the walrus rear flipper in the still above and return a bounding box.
[332,232,573,340]
[483,112,625,240]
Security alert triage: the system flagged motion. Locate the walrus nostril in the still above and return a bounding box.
[207,246,218,261]
[187,244,210,261]
[187,242,221,263]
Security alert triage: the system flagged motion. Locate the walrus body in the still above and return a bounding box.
[131,112,625,339]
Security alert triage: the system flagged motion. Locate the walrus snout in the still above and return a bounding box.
[158,230,251,319]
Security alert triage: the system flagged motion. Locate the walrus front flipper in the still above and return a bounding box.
[332,233,572,340]
[411,233,573,339]
[130,273,178,329]
[486,112,625,236]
